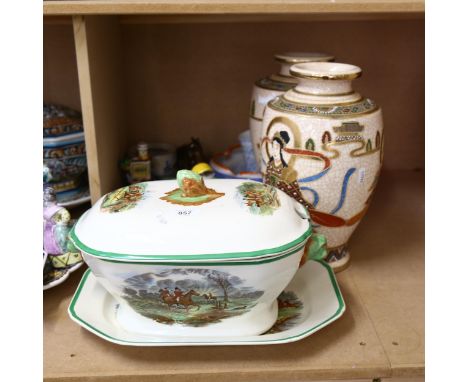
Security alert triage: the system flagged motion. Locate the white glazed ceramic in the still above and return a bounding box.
[70,170,326,337]
[68,260,344,346]
[260,62,384,271]
[210,145,262,181]
[249,52,334,167]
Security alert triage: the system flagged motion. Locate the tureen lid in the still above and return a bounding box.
[70,170,312,262]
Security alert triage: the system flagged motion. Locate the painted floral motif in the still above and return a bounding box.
[161,170,224,206]
[43,156,87,182]
[264,291,303,334]
[269,96,378,117]
[43,120,83,137]
[121,269,264,327]
[43,103,83,137]
[100,183,146,213]
[236,182,280,216]
[43,142,86,159]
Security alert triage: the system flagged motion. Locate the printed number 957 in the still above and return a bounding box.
[177,210,192,216]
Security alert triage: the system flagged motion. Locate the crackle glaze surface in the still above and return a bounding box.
[249,53,334,167]
[260,62,383,267]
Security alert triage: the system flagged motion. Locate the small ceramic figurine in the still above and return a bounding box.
[43,187,83,269]
[249,52,334,167]
[261,62,383,272]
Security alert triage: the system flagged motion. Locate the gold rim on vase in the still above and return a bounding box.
[290,62,362,81]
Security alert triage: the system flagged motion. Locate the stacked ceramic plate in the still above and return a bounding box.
[43,104,90,207]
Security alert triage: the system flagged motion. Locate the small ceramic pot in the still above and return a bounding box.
[260,62,384,271]
[70,170,326,337]
[250,52,334,168]
[149,143,177,179]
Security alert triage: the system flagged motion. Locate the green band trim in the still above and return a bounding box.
[98,243,304,266]
[68,261,345,345]
[69,225,312,262]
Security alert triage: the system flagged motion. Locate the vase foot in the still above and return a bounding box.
[325,245,350,273]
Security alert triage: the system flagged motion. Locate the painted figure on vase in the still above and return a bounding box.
[261,114,382,267]
[264,130,346,228]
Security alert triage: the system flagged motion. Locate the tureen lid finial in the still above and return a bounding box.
[176,169,216,198]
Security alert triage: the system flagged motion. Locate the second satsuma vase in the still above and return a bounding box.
[249,52,334,168]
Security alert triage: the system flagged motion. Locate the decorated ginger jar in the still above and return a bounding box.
[70,170,326,336]
[250,52,334,168]
[260,62,384,271]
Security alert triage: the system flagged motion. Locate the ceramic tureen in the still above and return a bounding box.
[70,170,326,337]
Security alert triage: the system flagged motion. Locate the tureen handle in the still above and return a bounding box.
[306,233,327,261]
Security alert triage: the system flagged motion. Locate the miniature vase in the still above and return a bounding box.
[260,62,384,271]
[249,52,334,168]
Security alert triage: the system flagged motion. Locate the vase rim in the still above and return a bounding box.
[274,52,335,64]
[290,62,362,80]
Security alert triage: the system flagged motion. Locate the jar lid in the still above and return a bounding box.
[274,52,335,64]
[70,170,312,263]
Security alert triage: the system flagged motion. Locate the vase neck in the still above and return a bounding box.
[279,63,294,77]
[295,78,353,96]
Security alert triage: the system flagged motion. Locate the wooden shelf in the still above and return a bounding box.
[44,0,425,17]
[43,170,424,382]
[45,16,423,203]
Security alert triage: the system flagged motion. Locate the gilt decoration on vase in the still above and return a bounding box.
[260,62,384,271]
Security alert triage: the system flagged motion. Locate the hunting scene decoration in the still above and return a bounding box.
[100,183,147,213]
[236,182,281,216]
[265,291,303,334]
[121,268,264,327]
